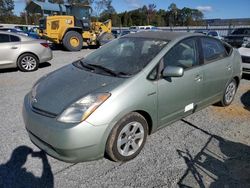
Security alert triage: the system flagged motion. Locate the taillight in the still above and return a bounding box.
[40,43,49,48]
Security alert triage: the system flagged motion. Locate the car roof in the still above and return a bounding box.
[123,31,202,41]
[0,28,14,30]
[0,31,34,41]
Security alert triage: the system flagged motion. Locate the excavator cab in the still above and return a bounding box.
[66,5,92,31]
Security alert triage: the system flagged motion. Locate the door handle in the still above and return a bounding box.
[11,46,18,49]
[195,75,202,82]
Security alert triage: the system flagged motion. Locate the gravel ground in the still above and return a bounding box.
[0,49,249,188]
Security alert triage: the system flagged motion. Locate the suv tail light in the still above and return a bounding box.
[40,43,49,48]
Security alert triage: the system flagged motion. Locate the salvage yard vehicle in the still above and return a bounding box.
[23,31,242,163]
[0,31,52,72]
[0,27,28,36]
[224,27,250,47]
[38,4,114,51]
[207,30,224,40]
[238,39,250,74]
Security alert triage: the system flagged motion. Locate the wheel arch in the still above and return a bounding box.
[133,110,153,135]
[17,52,40,66]
[233,76,240,88]
[62,27,83,40]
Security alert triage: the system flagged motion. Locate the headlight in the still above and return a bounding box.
[57,93,111,123]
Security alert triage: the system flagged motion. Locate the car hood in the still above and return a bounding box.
[31,64,125,115]
[238,47,250,56]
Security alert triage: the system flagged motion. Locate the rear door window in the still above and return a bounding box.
[0,34,10,43]
[10,35,20,42]
[201,38,227,62]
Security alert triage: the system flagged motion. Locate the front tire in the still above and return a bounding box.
[17,53,39,72]
[220,79,237,106]
[63,31,83,51]
[105,112,148,162]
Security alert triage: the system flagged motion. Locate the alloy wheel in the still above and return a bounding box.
[117,121,145,157]
[225,81,236,104]
[21,56,37,71]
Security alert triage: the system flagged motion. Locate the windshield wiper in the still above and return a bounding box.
[79,60,95,71]
[78,61,131,77]
[116,71,132,77]
[87,63,119,77]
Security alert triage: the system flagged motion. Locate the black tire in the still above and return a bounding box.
[105,112,148,162]
[220,79,237,107]
[17,53,39,72]
[62,31,83,51]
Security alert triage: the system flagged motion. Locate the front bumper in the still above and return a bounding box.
[242,62,250,74]
[22,94,108,163]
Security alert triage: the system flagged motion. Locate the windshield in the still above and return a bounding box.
[39,18,46,30]
[79,37,168,76]
[129,26,137,30]
[208,31,218,36]
[67,7,91,19]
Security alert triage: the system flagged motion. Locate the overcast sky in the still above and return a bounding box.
[14,0,250,19]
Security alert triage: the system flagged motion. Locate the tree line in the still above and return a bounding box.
[0,0,204,26]
[99,3,204,27]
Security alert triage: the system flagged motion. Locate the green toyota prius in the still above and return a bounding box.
[23,31,242,163]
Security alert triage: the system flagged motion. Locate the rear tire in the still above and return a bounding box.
[105,112,148,162]
[17,53,39,72]
[220,79,237,106]
[63,31,83,51]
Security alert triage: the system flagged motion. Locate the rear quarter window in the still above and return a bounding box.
[10,35,20,42]
[201,37,227,62]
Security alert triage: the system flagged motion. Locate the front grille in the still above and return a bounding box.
[243,68,250,72]
[242,56,250,64]
[31,105,57,118]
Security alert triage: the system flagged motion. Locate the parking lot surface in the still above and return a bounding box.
[0,49,249,187]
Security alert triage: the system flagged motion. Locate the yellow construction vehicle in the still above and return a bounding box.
[38,5,114,51]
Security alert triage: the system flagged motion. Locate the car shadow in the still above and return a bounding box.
[241,90,250,111]
[50,44,99,51]
[39,62,51,69]
[177,119,250,188]
[0,145,54,187]
[0,68,18,73]
[0,62,51,73]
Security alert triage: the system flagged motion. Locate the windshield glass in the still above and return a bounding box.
[208,31,218,36]
[81,37,168,76]
[39,19,46,30]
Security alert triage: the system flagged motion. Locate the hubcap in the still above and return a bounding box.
[225,82,236,104]
[70,37,79,47]
[21,56,37,70]
[117,122,144,157]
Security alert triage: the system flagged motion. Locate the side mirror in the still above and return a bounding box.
[162,66,184,78]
